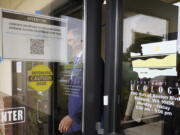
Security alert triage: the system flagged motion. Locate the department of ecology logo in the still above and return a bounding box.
[0,107,25,125]
[28,65,53,92]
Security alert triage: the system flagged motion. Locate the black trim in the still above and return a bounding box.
[104,0,123,134]
[50,63,58,134]
[51,0,82,17]
[83,0,103,135]
[3,12,65,26]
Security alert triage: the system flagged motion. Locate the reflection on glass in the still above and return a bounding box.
[121,2,180,135]
[0,1,83,135]
[58,17,83,135]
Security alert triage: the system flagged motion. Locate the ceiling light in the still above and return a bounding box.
[173,2,180,6]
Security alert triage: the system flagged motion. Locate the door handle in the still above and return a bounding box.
[37,100,43,124]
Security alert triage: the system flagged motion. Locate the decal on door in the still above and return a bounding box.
[28,65,53,92]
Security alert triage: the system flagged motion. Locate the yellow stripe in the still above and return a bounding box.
[132,54,176,67]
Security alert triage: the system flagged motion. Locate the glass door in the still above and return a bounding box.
[12,62,53,135]
[0,1,84,135]
[103,0,180,135]
[120,0,180,135]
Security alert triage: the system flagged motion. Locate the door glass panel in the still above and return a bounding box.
[121,0,179,135]
[0,0,83,135]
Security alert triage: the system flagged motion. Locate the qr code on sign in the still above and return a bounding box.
[30,39,44,55]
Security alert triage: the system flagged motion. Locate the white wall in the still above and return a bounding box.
[15,0,54,13]
[174,2,180,52]
[123,14,168,52]
[0,0,68,14]
[0,60,12,96]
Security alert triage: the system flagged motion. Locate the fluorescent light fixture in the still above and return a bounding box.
[173,2,180,6]
[103,0,107,5]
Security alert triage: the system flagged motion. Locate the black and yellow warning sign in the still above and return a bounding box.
[28,65,53,92]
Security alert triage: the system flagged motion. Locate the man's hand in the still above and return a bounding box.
[58,115,73,133]
[123,115,130,121]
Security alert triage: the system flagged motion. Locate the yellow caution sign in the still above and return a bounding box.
[28,65,53,92]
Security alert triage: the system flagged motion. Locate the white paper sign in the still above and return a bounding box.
[0,9,68,62]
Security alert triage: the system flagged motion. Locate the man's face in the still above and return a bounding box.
[67,31,82,48]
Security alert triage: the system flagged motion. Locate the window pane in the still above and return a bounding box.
[121,1,179,135]
[0,0,84,135]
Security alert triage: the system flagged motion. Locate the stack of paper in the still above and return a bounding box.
[141,40,177,55]
[131,40,177,78]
